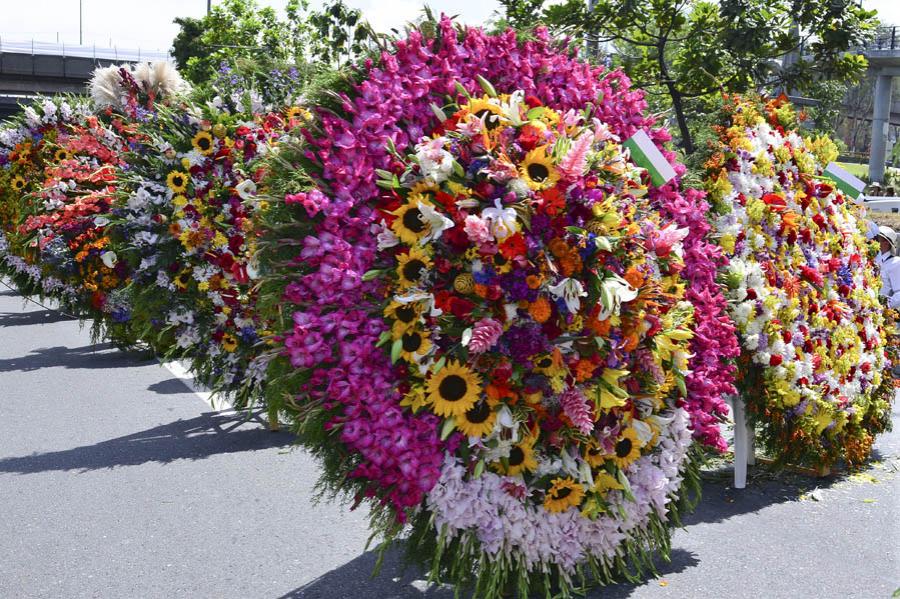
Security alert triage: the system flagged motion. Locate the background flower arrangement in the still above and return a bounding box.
[705,94,894,469]
[0,96,92,303]
[109,99,301,407]
[256,19,739,597]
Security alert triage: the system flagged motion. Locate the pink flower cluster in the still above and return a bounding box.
[277,18,739,513]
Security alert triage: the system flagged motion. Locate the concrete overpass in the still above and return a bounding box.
[862,27,900,182]
[0,41,169,118]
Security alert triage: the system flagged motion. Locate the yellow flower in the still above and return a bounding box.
[593,471,625,494]
[221,333,238,352]
[463,97,504,130]
[543,477,585,513]
[398,328,432,363]
[390,198,434,246]
[396,246,432,288]
[191,131,215,156]
[54,148,71,161]
[612,427,643,468]
[456,399,496,438]
[166,170,189,194]
[598,368,630,410]
[426,361,482,418]
[400,386,428,413]
[11,175,26,191]
[519,146,560,191]
[496,437,538,476]
[384,299,423,331]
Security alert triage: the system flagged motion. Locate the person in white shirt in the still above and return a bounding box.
[875,226,900,377]
[875,226,900,309]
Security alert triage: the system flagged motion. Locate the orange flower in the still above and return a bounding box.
[526,274,543,289]
[573,359,596,382]
[623,266,645,289]
[587,314,611,336]
[529,296,552,323]
[486,381,518,404]
[473,283,489,298]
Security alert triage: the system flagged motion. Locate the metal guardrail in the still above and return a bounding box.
[864,198,900,212]
[860,26,900,52]
[0,38,170,62]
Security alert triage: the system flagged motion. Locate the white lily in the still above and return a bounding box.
[235,179,257,200]
[597,275,638,320]
[417,201,455,243]
[548,278,588,314]
[481,198,518,241]
[100,251,118,269]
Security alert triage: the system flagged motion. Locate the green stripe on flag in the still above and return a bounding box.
[823,162,865,201]
[623,129,676,187]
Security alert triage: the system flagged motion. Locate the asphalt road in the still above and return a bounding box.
[0,283,898,599]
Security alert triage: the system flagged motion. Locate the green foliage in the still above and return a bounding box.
[171,0,375,86]
[503,0,878,152]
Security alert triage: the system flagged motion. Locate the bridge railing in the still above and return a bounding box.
[864,198,900,212]
[0,39,170,63]
[859,26,900,52]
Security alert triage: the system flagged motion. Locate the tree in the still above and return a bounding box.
[171,0,373,86]
[501,0,878,153]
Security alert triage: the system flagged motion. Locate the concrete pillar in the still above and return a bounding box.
[870,73,893,183]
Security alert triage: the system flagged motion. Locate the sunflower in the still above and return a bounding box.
[10,175,26,191]
[519,146,560,191]
[455,398,496,438]
[221,333,238,352]
[426,361,482,417]
[544,477,585,513]
[285,106,312,122]
[191,131,215,156]
[396,247,432,288]
[166,170,190,194]
[384,299,423,331]
[398,328,432,363]
[612,427,643,468]
[390,199,432,245]
[173,270,192,291]
[464,97,504,130]
[54,148,71,161]
[492,252,513,274]
[583,441,609,468]
[501,437,538,476]
[532,348,566,377]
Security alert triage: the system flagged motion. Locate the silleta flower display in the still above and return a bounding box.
[705,95,894,468]
[259,19,737,596]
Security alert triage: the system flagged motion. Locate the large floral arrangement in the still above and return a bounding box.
[109,101,302,404]
[0,97,92,301]
[259,20,737,595]
[705,95,894,468]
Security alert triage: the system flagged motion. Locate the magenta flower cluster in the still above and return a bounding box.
[277,18,739,513]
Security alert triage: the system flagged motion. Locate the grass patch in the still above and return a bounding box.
[836,161,868,180]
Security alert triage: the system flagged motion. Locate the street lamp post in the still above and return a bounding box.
[79,0,83,45]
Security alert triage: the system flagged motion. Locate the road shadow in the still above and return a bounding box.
[0,309,76,326]
[147,378,194,395]
[277,547,455,599]
[0,342,153,372]
[0,411,294,474]
[280,545,699,599]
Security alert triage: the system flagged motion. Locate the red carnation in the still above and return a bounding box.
[499,233,527,260]
[769,355,783,367]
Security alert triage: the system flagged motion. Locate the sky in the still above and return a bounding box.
[0,0,897,55]
[0,0,501,53]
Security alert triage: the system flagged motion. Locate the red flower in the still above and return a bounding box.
[799,265,823,286]
[498,232,527,260]
[762,193,786,212]
[538,187,565,216]
[769,355,783,367]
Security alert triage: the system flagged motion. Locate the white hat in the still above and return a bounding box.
[876,225,898,250]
